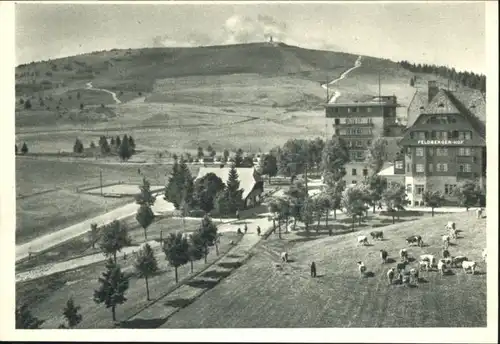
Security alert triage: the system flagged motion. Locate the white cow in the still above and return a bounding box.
[357,235,369,246]
[409,268,419,284]
[280,252,288,263]
[420,254,436,267]
[445,221,456,231]
[462,261,477,274]
[386,267,396,284]
[449,228,458,240]
[476,208,483,219]
[399,248,408,262]
[437,260,447,275]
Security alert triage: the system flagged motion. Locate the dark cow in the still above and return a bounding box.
[442,249,450,258]
[380,250,388,264]
[406,235,423,247]
[396,262,406,273]
[370,231,384,240]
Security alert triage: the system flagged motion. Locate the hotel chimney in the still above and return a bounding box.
[428,80,439,103]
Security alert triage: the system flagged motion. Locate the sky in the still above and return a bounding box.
[15,2,486,74]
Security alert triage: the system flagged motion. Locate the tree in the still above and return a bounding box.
[365,175,388,213]
[99,136,111,154]
[198,215,218,263]
[118,134,132,161]
[187,231,204,273]
[324,173,345,219]
[454,180,482,211]
[128,136,136,152]
[135,204,155,241]
[99,220,131,263]
[24,99,32,109]
[80,103,84,110]
[192,172,225,213]
[422,190,446,217]
[225,166,244,215]
[21,142,28,154]
[300,196,315,234]
[409,76,415,87]
[16,304,44,329]
[73,138,84,154]
[315,192,332,229]
[342,185,369,230]
[197,146,204,160]
[308,137,325,173]
[62,297,82,328]
[136,176,156,206]
[365,138,388,175]
[134,243,158,300]
[115,135,121,148]
[382,183,410,224]
[234,148,244,167]
[93,259,129,322]
[268,198,282,235]
[163,232,189,283]
[321,137,349,181]
[284,180,307,226]
[90,141,96,149]
[15,144,18,155]
[223,149,230,162]
[165,158,194,210]
[277,139,310,182]
[214,189,230,219]
[89,223,99,249]
[277,197,291,238]
[258,154,278,183]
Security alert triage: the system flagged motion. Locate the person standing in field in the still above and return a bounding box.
[310,261,317,278]
[244,224,248,234]
[236,209,240,220]
[257,226,261,236]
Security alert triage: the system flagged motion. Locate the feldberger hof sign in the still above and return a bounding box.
[417,140,465,145]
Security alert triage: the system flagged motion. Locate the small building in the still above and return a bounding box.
[377,163,405,187]
[195,167,264,208]
[400,81,486,206]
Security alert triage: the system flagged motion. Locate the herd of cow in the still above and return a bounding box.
[355,214,486,286]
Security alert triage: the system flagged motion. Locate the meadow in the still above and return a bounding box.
[161,211,487,328]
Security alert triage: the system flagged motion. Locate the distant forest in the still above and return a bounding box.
[398,60,486,94]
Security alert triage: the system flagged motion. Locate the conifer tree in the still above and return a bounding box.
[225,165,244,215]
[62,297,82,328]
[134,243,158,300]
[93,259,129,322]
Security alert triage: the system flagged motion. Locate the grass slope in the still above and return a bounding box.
[163,212,487,328]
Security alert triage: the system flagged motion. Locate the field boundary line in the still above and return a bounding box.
[16,187,60,200]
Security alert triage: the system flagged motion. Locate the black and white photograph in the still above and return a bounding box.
[0,0,498,342]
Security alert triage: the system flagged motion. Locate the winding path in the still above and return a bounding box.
[85,82,122,104]
[321,56,362,103]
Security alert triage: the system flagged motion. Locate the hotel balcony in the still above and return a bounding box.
[456,171,476,179]
[332,122,374,127]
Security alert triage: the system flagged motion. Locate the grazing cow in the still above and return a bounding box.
[370,231,384,240]
[449,227,458,239]
[409,268,419,284]
[396,262,406,273]
[476,208,483,219]
[402,271,411,285]
[437,260,447,275]
[357,235,369,246]
[451,255,468,268]
[387,267,396,284]
[406,235,423,247]
[445,221,456,231]
[420,254,436,267]
[442,249,450,258]
[280,252,288,263]
[442,235,450,249]
[399,248,408,262]
[462,261,477,274]
[357,261,366,276]
[380,250,388,264]
[419,260,431,271]
[482,248,487,262]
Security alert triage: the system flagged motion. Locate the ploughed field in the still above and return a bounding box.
[161,211,487,328]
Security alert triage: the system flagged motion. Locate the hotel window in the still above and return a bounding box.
[334,118,340,125]
[352,180,357,184]
[436,131,448,140]
[459,164,472,172]
[428,147,434,156]
[406,184,412,193]
[352,107,358,113]
[445,184,457,195]
[367,140,372,145]
[416,184,425,195]
[436,163,449,172]
[406,163,410,172]
[333,108,339,113]
[366,107,372,113]
[417,132,426,140]
[450,130,459,139]
[459,148,471,156]
[459,131,472,140]
[356,141,363,147]
[430,131,437,139]
[395,161,403,169]
[347,108,352,113]
[406,147,411,155]
[416,164,424,173]
[363,168,368,177]
[416,147,424,157]
[352,168,357,176]
[436,148,448,156]
[428,163,433,172]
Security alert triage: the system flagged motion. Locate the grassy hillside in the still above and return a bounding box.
[163,211,487,328]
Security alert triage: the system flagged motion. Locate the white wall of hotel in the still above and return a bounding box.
[405,175,461,206]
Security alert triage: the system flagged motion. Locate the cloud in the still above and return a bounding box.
[151,14,340,51]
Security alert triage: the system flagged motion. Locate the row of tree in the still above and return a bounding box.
[97,134,136,160]
[164,157,245,217]
[15,143,29,155]
[399,60,486,93]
